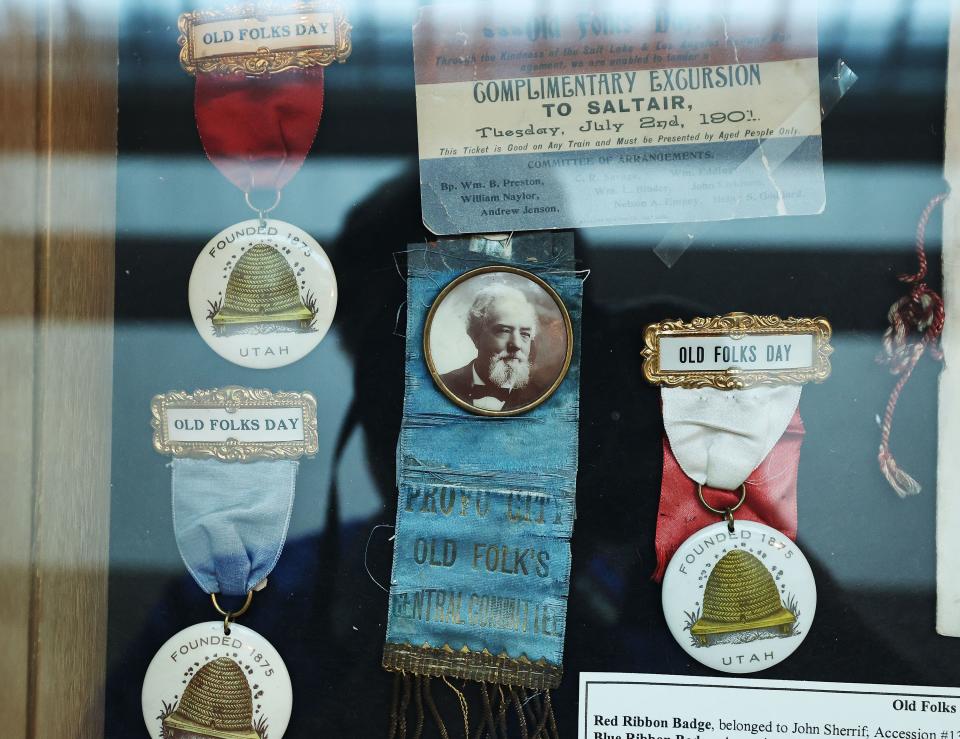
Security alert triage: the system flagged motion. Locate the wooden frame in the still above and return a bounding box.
[0,1,117,737]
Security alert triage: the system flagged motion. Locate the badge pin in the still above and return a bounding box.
[662,514,816,674]
[142,621,292,739]
[188,219,337,369]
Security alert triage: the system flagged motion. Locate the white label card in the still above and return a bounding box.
[414,2,824,234]
[165,408,307,444]
[658,334,814,372]
[177,4,351,76]
[191,12,337,59]
[579,673,960,739]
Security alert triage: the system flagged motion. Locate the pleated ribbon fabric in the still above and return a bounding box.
[194,68,325,194]
[172,457,299,596]
[653,386,806,581]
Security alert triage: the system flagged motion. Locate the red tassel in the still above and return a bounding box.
[877,193,948,497]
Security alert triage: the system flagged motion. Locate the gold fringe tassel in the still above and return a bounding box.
[388,676,557,739]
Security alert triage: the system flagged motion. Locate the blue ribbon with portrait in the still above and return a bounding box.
[383,233,582,690]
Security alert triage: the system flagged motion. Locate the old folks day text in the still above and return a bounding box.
[194,18,331,47]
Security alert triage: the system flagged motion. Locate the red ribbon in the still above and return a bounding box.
[652,411,806,582]
[194,68,325,194]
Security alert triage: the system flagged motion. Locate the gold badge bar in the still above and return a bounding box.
[151,387,319,461]
[642,312,833,390]
[178,2,352,76]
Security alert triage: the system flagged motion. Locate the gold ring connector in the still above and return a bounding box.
[210,590,254,626]
[696,483,747,517]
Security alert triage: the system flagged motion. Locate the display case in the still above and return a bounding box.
[3,1,960,737]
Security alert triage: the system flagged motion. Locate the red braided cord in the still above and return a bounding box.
[902,193,948,284]
[878,193,948,497]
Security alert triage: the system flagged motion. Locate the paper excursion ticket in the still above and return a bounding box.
[414,3,825,234]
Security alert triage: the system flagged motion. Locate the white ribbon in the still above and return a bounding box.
[662,385,801,491]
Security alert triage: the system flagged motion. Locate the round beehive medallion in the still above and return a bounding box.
[213,244,314,327]
[662,520,816,673]
[189,219,337,369]
[142,622,292,739]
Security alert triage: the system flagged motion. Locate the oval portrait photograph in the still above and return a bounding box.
[425,266,573,416]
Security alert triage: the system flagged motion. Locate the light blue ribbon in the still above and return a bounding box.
[386,233,582,669]
[171,457,298,596]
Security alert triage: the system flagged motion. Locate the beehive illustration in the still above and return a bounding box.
[212,243,314,327]
[690,549,796,646]
[162,657,260,739]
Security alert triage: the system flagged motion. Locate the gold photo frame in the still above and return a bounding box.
[423,265,574,417]
[178,2,352,76]
[642,312,833,389]
[151,387,318,461]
